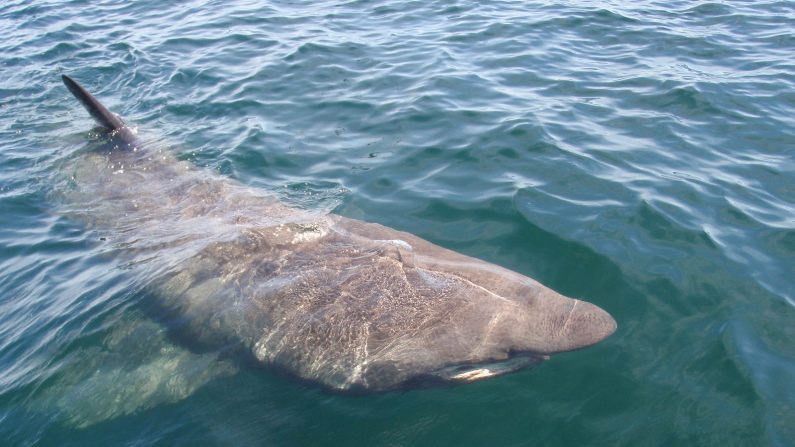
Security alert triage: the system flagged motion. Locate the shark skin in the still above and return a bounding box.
[59,74,616,393]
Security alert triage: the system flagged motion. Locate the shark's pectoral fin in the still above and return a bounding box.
[36,314,238,428]
[58,346,237,428]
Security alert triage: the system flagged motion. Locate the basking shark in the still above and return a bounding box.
[59,74,616,394]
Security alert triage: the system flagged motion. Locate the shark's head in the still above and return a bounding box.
[325,218,617,390]
[397,256,616,386]
[427,266,616,384]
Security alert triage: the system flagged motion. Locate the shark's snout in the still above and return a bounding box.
[557,299,617,351]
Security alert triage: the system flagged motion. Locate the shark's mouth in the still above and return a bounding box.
[431,353,549,382]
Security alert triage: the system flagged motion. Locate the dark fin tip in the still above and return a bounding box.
[61,74,125,132]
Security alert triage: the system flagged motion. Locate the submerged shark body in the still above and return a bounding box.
[60,75,616,393]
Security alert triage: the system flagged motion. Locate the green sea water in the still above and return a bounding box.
[1,1,794,445]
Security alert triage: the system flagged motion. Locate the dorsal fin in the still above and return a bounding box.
[62,75,126,131]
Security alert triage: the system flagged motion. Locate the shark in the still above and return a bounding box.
[58,74,616,397]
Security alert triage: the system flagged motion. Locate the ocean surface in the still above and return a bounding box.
[1,0,794,445]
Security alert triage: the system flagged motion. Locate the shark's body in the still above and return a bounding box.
[60,75,616,393]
